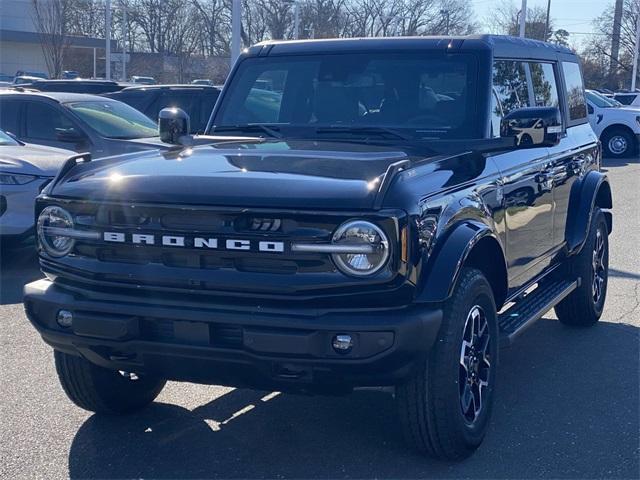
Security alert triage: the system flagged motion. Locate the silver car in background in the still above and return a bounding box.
[0,130,73,243]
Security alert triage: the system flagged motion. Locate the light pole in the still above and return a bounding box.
[519,0,527,38]
[544,0,552,41]
[105,0,111,79]
[231,0,242,67]
[283,1,299,39]
[440,9,450,35]
[121,2,127,82]
[632,13,640,91]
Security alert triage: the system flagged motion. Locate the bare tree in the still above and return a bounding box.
[586,0,639,89]
[486,0,553,40]
[31,0,73,78]
[191,0,230,55]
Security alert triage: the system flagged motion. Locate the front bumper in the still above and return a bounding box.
[24,279,442,393]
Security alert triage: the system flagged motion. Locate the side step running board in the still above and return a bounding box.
[498,279,579,347]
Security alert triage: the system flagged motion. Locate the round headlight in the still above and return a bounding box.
[331,220,390,277]
[37,206,75,257]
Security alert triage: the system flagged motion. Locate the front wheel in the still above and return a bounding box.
[396,268,498,460]
[54,351,166,414]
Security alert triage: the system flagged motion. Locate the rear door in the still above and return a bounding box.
[547,61,599,248]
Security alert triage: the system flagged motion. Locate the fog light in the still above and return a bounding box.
[332,334,353,353]
[56,310,73,328]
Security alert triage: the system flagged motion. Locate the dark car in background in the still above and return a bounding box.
[0,91,169,158]
[131,76,156,85]
[104,84,221,133]
[27,79,127,95]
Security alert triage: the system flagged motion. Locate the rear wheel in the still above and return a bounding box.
[396,268,498,460]
[555,208,609,326]
[54,351,166,414]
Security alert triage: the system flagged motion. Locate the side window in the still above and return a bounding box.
[529,62,559,108]
[120,92,148,111]
[492,60,530,116]
[561,62,587,122]
[199,91,220,133]
[490,90,503,138]
[0,99,21,135]
[24,102,75,140]
[614,94,633,105]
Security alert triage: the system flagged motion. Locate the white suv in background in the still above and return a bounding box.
[586,89,640,158]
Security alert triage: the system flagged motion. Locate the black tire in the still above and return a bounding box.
[602,128,635,158]
[54,351,166,414]
[396,268,498,460]
[555,208,609,326]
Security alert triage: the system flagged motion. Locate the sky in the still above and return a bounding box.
[471,0,610,48]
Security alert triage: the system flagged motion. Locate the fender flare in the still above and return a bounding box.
[416,221,507,305]
[566,171,612,253]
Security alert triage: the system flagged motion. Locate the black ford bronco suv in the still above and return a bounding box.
[24,35,612,460]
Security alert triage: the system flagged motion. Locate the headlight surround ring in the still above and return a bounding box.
[37,206,76,257]
[331,220,390,277]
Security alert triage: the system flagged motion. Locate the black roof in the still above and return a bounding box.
[0,90,120,103]
[249,35,575,62]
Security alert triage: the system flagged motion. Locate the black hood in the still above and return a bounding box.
[50,140,428,209]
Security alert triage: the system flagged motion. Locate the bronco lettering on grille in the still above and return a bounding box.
[103,232,285,253]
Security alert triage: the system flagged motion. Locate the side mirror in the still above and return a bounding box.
[500,107,563,148]
[159,107,190,145]
[55,127,85,143]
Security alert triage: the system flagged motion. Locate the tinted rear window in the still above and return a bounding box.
[561,62,587,122]
[614,94,637,105]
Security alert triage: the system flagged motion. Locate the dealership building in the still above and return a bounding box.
[0,0,112,79]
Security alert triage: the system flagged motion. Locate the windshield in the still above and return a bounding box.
[68,100,158,139]
[0,129,19,146]
[212,52,480,140]
[586,91,619,108]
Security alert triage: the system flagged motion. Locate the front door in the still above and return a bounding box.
[21,100,88,151]
[491,60,555,289]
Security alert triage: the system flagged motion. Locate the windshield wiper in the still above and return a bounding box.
[211,124,283,138]
[315,125,413,141]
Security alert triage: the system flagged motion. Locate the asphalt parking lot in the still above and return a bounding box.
[0,156,638,479]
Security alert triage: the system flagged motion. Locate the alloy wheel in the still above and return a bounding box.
[459,305,492,424]
[592,228,606,304]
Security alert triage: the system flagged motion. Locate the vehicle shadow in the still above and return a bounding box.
[601,154,640,171]
[67,318,639,479]
[0,241,41,305]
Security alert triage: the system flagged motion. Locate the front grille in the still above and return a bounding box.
[40,199,403,296]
